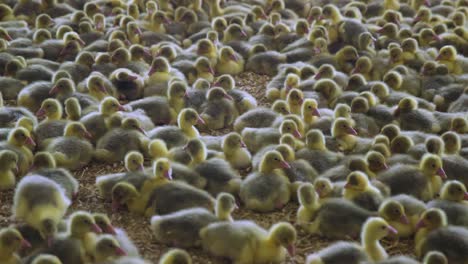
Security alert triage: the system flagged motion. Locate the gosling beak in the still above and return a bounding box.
[47,236,54,248]
[208,66,215,75]
[240,30,247,37]
[111,200,121,212]
[104,224,117,235]
[4,34,12,41]
[138,127,147,136]
[347,127,358,135]
[393,107,400,117]
[128,74,138,81]
[312,108,321,117]
[240,141,247,148]
[91,224,102,233]
[424,0,431,6]
[163,17,172,25]
[36,108,46,118]
[49,86,59,95]
[432,35,441,42]
[313,72,321,80]
[134,28,143,36]
[21,239,32,249]
[293,129,302,138]
[435,54,442,61]
[26,137,36,147]
[416,219,426,229]
[464,192,468,200]
[387,225,398,235]
[280,161,291,169]
[382,163,389,170]
[115,247,127,256]
[164,168,173,180]
[138,164,144,171]
[287,244,296,256]
[13,165,19,175]
[400,214,409,225]
[77,38,85,47]
[98,85,107,93]
[351,67,360,74]
[117,105,126,111]
[224,93,233,100]
[229,54,238,62]
[148,67,156,76]
[436,167,446,179]
[197,116,206,125]
[84,131,93,140]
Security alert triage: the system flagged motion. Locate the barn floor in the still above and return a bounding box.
[0,72,414,263]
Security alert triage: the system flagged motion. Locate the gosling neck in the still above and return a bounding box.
[215,206,233,222]
[210,0,223,17]
[178,118,199,138]
[190,148,206,165]
[362,227,388,261]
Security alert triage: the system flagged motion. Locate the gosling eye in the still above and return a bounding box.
[381,225,387,230]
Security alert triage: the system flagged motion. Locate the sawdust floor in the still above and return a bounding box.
[0,72,414,263]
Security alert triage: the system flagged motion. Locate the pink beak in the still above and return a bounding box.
[287,244,295,256]
[4,34,12,41]
[382,163,389,170]
[351,67,360,74]
[47,237,54,248]
[111,200,121,212]
[128,74,138,81]
[138,127,147,136]
[49,86,59,95]
[400,215,409,225]
[148,67,156,76]
[464,192,468,200]
[436,54,443,61]
[26,137,36,146]
[224,93,233,100]
[134,28,143,36]
[117,105,126,111]
[197,116,206,125]
[115,247,127,256]
[347,127,358,135]
[393,107,401,117]
[293,130,302,138]
[432,35,441,42]
[280,161,291,169]
[312,108,321,117]
[36,108,46,118]
[240,141,247,148]
[104,224,117,235]
[387,226,398,235]
[77,38,85,47]
[208,67,215,75]
[229,54,238,62]
[416,219,426,229]
[98,85,107,93]
[138,164,144,171]
[164,168,173,180]
[92,224,102,233]
[84,131,93,139]
[424,0,430,6]
[314,72,321,80]
[21,239,32,249]
[436,167,446,179]
[240,30,247,37]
